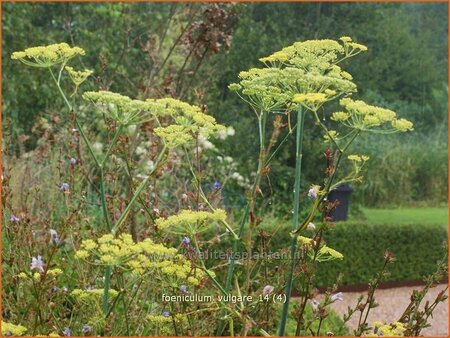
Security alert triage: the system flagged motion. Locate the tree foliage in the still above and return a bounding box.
[3,2,447,207]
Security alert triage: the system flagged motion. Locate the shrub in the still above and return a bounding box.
[212,217,448,287]
[353,131,448,207]
[316,221,448,286]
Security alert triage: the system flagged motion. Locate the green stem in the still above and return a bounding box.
[264,122,297,166]
[49,67,101,167]
[119,276,131,335]
[49,68,72,110]
[193,236,228,296]
[100,166,112,313]
[100,167,111,231]
[312,110,342,152]
[75,118,100,167]
[192,236,270,337]
[99,127,125,312]
[291,129,360,236]
[183,147,238,239]
[295,230,323,336]
[98,125,123,231]
[103,137,166,318]
[102,266,112,317]
[102,124,124,165]
[48,65,126,327]
[111,145,167,235]
[316,317,324,336]
[278,106,305,336]
[355,259,389,336]
[216,111,268,335]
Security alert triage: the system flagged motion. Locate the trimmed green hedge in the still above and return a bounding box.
[315,221,447,286]
[206,219,447,287]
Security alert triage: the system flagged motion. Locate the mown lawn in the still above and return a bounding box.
[358,207,448,226]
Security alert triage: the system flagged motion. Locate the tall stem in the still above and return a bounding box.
[193,235,270,337]
[100,168,111,231]
[100,163,112,316]
[49,67,100,167]
[216,111,267,335]
[278,106,305,336]
[291,129,360,236]
[111,145,167,235]
[102,266,111,316]
[102,125,124,165]
[49,68,72,110]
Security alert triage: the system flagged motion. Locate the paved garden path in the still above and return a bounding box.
[326,284,448,336]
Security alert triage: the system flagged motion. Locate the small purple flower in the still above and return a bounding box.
[69,158,77,165]
[60,183,70,193]
[182,236,190,245]
[82,325,92,335]
[162,311,170,317]
[63,327,71,337]
[179,285,188,294]
[331,292,344,302]
[308,185,320,199]
[30,255,44,273]
[213,180,221,190]
[51,286,58,293]
[50,229,61,245]
[87,285,94,291]
[9,214,20,223]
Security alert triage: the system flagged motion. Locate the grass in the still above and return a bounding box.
[355,207,448,226]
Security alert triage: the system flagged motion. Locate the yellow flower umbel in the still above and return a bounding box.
[292,92,328,111]
[230,38,363,112]
[229,68,291,111]
[83,92,224,143]
[11,43,85,68]
[297,236,317,247]
[339,36,368,54]
[75,233,205,285]
[347,154,369,163]
[65,66,93,95]
[1,321,27,336]
[323,130,339,143]
[392,118,415,132]
[316,245,344,261]
[153,124,193,148]
[151,98,225,148]
[46,268,63,278]
[297,236,343,262]
[261,39,346,71]
[147,313,188,326]
[334,98,414,133]
[71,288,119,304]
[83,90,159,126]
[155,209,227,235]
[367,321,406,337]
[65,66,92,86]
